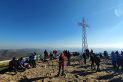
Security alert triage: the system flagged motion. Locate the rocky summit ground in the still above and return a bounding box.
[0,59,123,82]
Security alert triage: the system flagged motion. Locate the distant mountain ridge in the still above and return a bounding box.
[0,48,123,61]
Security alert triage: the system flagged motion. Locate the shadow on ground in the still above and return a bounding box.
[77,65,90,69]
[100,66,123,74]
[0,68,9,74]
[70,70,95,76]
[99,66,112,72]
[109,77,123,82]
[97,73,118,80]
[18,76,47,82]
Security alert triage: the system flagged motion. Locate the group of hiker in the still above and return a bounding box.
[111,51,123,70]
[83,49,123,71]
[43,49,58,62]
[82,49,101,71]
[8,49,123,76]
[43,49,71,76]
[9,52,36,72]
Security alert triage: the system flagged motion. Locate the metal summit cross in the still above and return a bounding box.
[78,18,88,54]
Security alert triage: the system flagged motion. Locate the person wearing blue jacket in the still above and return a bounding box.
[29,53,36,68]
[111,51,118,70]
[17,57,25,71]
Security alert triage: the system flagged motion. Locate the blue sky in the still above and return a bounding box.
[0,0,123,49]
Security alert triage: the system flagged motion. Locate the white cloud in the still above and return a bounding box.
[114,5,123,17]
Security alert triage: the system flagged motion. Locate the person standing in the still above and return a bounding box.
[53,50,57,59]
[83,52,86,65]
[94,55,100,71]
[115,51,121,70]
[66,51,71,66]
[44,49,49,62]
[29,53,36,68]
[49,51,54,60]
[57,52,65,76]
[111,51,118,70]
[90,50,95,70]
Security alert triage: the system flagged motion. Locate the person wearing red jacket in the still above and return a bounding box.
[53,50,57,59]
[57,52,65,76]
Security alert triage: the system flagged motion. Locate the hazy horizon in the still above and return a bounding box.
[0,47,123,53]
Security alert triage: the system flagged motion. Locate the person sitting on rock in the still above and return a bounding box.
[24,58,30,69]
[17,57,26,71]
[57,52,65,76]
[9,57,18,72]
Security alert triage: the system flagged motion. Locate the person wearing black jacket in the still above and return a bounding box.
[9,57,18,72]
[94,55,101,71]
[83,53,86,65]
[66,51,71,66]
[90,51,95,70]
